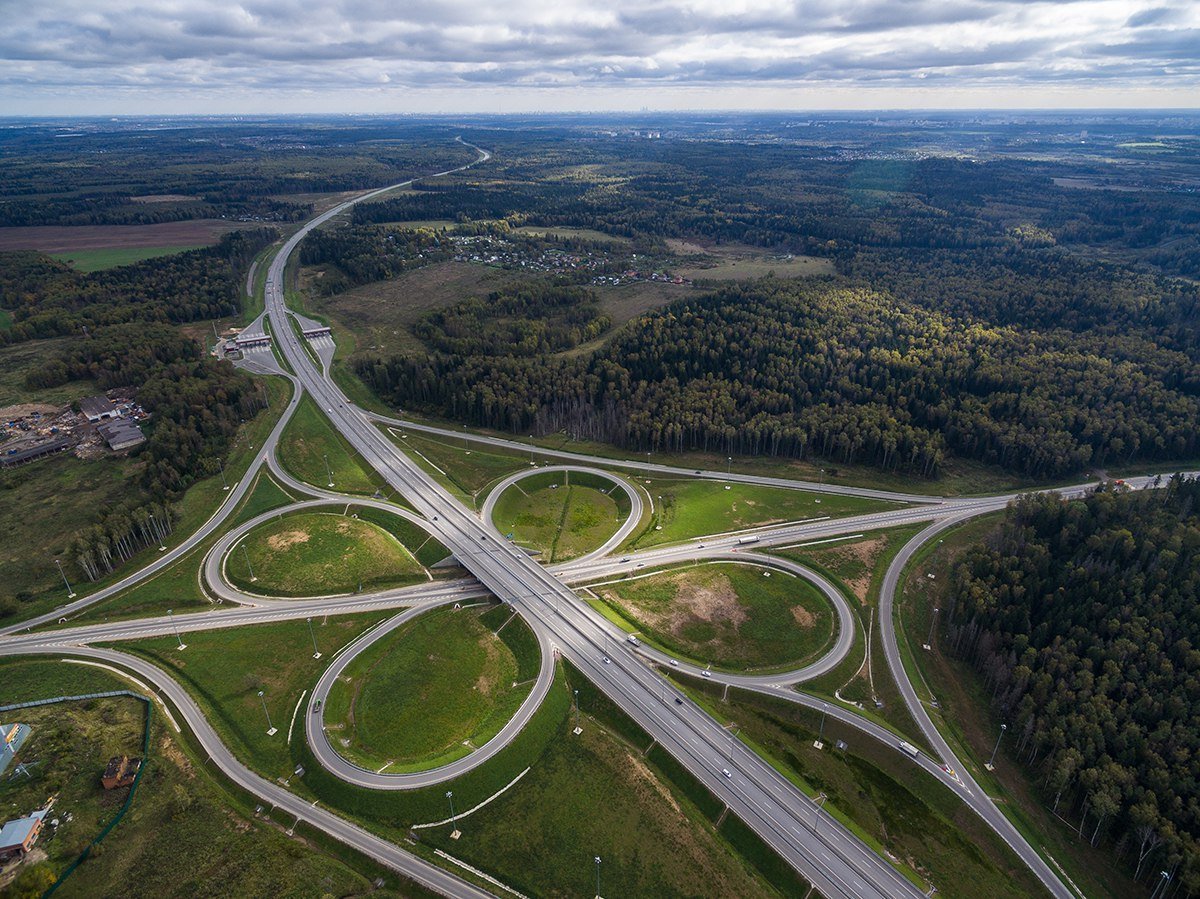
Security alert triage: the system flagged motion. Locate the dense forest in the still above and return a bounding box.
[0,121,477,227]
[357,279,1199,478]
[944,478,1200,892]
[0,229,275,345]
[299,225,453,294]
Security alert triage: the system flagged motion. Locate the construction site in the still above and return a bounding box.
[0,389,148,469]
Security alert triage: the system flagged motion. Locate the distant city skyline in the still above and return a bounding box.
[1,0,1197,114]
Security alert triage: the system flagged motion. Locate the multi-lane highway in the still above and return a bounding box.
[6,136,1195,899]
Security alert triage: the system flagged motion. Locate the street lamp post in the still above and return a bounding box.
[925,607,940,650]
[323,453,334,488]
[446,790,461,838]
[727,456,732,474]
[241,544,257,581]
[54,559,76,599]
[258,690,276,736]
[1150,870,1170,899]
[815,702,828,748]
[987,723,1008,770]
[167,608,186,650]
[220,461,229,491]
[594,856,602,898]
[529,436,534,465]
[307,617,322,659]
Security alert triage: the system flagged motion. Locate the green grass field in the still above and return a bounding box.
[226,510,426,597]
[0,337,93,407]
[278,394,386,495]
[386,428,530,506]
[413,660,789,899]
[121,612,388,782]
[677,675,1047,899]
[896,518,1140,899]
[324,605,536,772]
[624,477,896,549]
[0,451,148,621]
[66,470,302,627]
[490,470,626,561]
[2,377,292,630]
[50,245,204,272]
[593,561,835,671]
[0,308,11,330]
[0,657,414,899]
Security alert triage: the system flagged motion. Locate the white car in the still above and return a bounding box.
[669,659,679,667]
[721,768,732,778]
[702,670,712,678]
[602,656,611,664]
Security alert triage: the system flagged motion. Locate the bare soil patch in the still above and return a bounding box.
[267,529,311,550]
[791,604,816,627]
[0,220,243,253]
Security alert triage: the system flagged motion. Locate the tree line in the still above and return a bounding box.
[0,229,276,345]
[944,478,1200,893]
[356,280,1198,478]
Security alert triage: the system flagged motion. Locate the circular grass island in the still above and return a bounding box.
[489,470,632,563]
[225,510,431,597]
[323,604,541,773]
[592,561,836,672]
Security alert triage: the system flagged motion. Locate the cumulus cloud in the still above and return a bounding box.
[0,0,1195,111]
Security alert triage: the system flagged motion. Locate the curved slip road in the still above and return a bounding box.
[479,464,643,565]
[306,601,556,789]
[0,644,498,899]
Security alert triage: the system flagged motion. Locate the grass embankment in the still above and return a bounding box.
[226,510,426,597]
[782,526,929,743]
[49,246,203,272]
[384,427,530,508]
[113,613,805,897]
[624,477,896,549]
[0,657,416,899]
[591,561,835,671]
[120,612,388,783]
[490,469,628,562]
[278,394,389,496]
[675,673,1049,899]
[324,604,538,773]
[1,376,292,628]
[896,517,1140,899]
[68,470,303,625]
[414,659,801,899]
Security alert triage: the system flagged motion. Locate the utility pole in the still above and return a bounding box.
[167,609,186,650]
[307,617,322,659]
[241,544,257,582]
[447,790,461,839]
[258,690,276,736]
[986,723,1007,770]
[54,559,76,599]
[323,453,334,488]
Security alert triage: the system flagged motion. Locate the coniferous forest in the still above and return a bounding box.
[946,478,1200,890]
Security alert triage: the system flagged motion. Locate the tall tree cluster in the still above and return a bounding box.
[945,478,1200,891]
[357,281,1198,478]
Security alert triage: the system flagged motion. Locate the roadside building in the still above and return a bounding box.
[0,809,48,863]
[0,438,72,468]
[96,419,145,452]
[0,723,30,777]
[101,755,141,790]
[78,395,116,422]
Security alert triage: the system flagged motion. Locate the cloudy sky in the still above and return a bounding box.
[1,0,1197,114]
